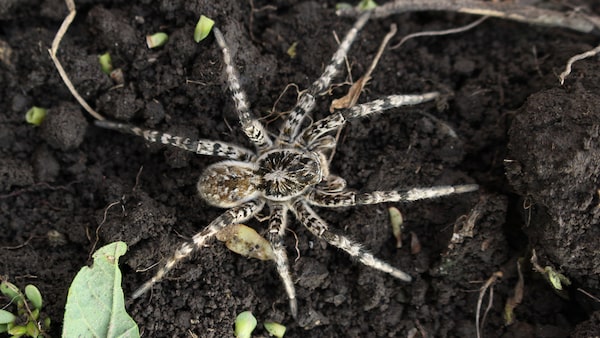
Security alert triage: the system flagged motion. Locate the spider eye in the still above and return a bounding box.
[197,161,260,208]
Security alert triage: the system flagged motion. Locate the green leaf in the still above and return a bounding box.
[7,324,27,336]
[62,242,139,338]
[264,321,286,337]
[98,52,113,75]
[1,281,23,302]
[234,311,257,338]
[358,0,377,10]
[146,32,168,48]
[25,284,43,310]
[194,15,215,43]
[25,106,47,126]
[25,320,40,337]
[544,266,571,290]
[0,309,16,324]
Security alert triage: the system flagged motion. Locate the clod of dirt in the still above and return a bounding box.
[32,145,60,182]
[86,5,139,59]
[0,157,34,191]
[142,100,166,127]
[572,310,600,337]
[39,102,88,151]
[432,194,509,283]
[96,85,142,121]
[506,61,600,291]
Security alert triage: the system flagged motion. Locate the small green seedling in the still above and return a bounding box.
[264,321,286,337]
[544,266,571,290]
[531,249,571,291]
[25,106,47,126]
[146,32,169,48]
[388,206,403,248]
[286,42,298,59]
[98,52,113,74]
[194,15,215,43]
[234,311,257,338]
[358,0,377,10]
[0,280,50,338]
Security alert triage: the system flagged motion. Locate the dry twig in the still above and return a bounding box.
[49,0,105,121]
[337,0,600,34]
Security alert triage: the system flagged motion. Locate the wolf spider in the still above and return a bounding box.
[96,12,478,317]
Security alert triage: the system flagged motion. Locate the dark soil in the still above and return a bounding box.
[1,0,599,337]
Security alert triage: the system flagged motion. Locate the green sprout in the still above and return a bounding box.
[194,15,215,43]
[358,0,378,10]
[531,249,571,291]
[544,266,571,290]
[264,321,286,337]
[146,32,169,49]
[234,311,257,338]
[98,52,113,74]
[388,206,403,248]
[25,106,47,126]
[0,280,50,338]
[286,42,298,59]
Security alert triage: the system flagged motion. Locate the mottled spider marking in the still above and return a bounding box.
[256,149,324,200]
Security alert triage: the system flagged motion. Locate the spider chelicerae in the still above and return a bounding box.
[96,12,477,317]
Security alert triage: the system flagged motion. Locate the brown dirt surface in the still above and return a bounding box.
[1,0,599,337]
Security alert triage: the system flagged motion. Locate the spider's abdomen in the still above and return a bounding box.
[197,161,260,208]
[257,149,323,201]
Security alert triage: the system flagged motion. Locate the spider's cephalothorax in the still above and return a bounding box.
[96,12,478,318]
[256,149,325,200]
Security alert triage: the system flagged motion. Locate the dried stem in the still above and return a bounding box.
[391,15,488,50]
[337,0,600,34]
[49,0,106,121]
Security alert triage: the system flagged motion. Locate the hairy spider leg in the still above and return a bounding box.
[292,200,412,281]
[268,203,297,318]
[300,92,440,146]
[95,120,256,161]
[306,184,480,207]
[278,12,371,143]
[213,27,273,151]
[132,199,266,299]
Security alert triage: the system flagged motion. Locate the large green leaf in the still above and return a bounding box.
[62,241,139,338]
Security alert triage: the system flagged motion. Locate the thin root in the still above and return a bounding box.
[559,43,600,84]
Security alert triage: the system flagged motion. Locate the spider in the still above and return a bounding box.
[95,12,478,318]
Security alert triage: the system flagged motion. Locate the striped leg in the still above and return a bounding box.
[132,199,265,299]
[307,184,479,207]
[300,92,439,146]
[315,175,347,193]
[278,12,371,143]
[268,203,297,318]
[292,200,412,282]
[213,28,273,151]
[95,120,256,161]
